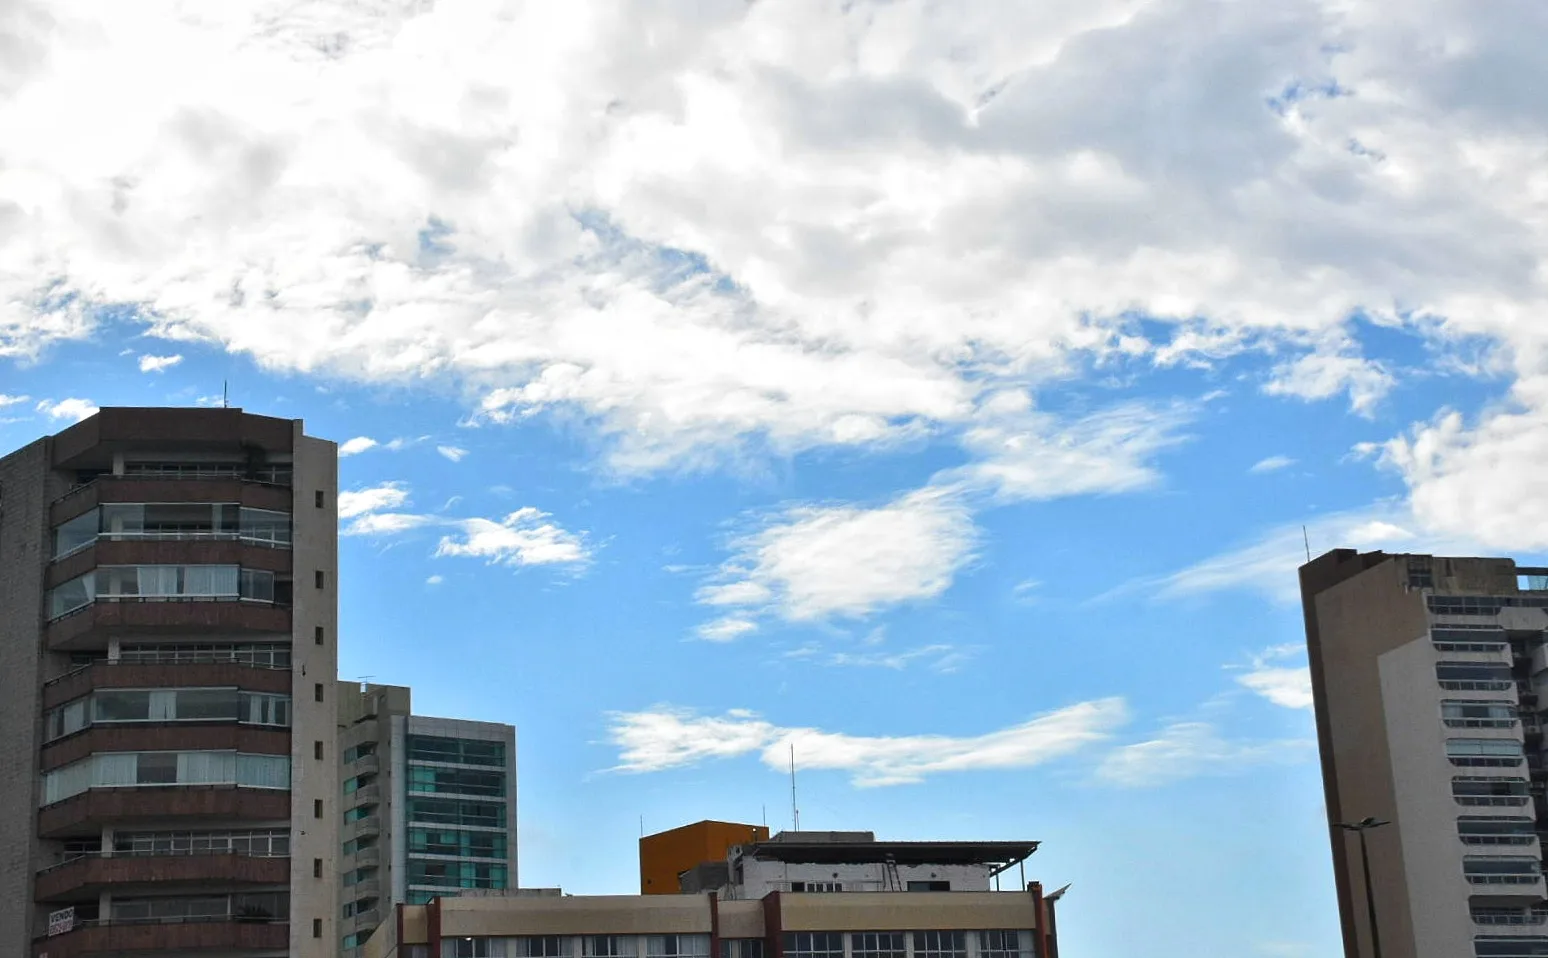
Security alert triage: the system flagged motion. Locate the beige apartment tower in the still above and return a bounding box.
[0,407,340,956]
[1302,549,1548,958]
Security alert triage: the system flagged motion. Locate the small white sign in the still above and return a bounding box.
[47,906,74,937]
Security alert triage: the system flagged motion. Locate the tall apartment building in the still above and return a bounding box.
[0,407,340,956]
[1302,549,1548,958]
[338,682,519,954]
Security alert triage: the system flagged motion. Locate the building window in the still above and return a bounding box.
[117,643,291,668]
[41,751,291,805]
[316,490,325,508]
[408,765,507,797]
[1474,936,1548,956]
[906,880,951,892]
[648,937,710,958]
[343,743,377,763]
[586,939,638,958]
[850,933,904,958]
[315,741,325,760]
[44,687,290,738]
[448,940,497,958]
[790,881,842,893]
[113,891,288,922]
[1443,701,1519,728]
[1436,662,1515,691]
[316,570,326,589]
[314,918,323,938]
[976,931,1031,958]
[1459,818,1537,845]
[1465,857,1543,884]
[344,806,374,824]
[407,859,509,890]
[316,683,325,702]
[112,828,289,857]
[47,565,279,619]
[912,932,967,958]
[783,934,842,958]
[408,734,506,767]
[722,943,765,958]
[1447,739,1526,767]
[408,827,505,859]
[316,626,325,645]
[1454,776,1532,806]
[406,796,505,828]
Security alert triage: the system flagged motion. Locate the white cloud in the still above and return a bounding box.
[1233,644,1315,710]
[606,697,1129,787]
[825,644,969,672]
[436,444,468,462]
[696,617,758,643]
[338,436,378,456]
[137,353,182,373]
[1095,722,1313,787]
[435,508,589,568]
[1249,455,1296,474]
[948,393,1193,502]
[698,487,977,628]
[426,574,444,585]
[0,394,27,406]
[342,511,436,537]
[3,0,1545,483]
[336,481,409,518]
[35,398,98,422]
[1263,348,1395,417]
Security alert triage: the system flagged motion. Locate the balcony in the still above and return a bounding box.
[345,784,381,809]
[47,600,292,651]
[348,753,381,777]
[42,725,290,772]
[49,540,291,587]
[347,907,382,932]
[35,852,290,901]
[43,661,291,709]
[350,846,381,869]
[348,878,381,900]
[52,476,293,525]
[39,785,291,838]
[343,818,381,844]
[33,917,288,957]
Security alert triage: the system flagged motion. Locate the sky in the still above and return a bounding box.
[3,0,1548,954]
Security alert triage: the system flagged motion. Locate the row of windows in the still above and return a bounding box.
[118,460,292,484]
[49,565,279,619]
[114,642,292,668]
[1454,777,1533,805]
[111,891,289,922]
[409,735,506,767]
[408,765,507,797]
[42,750,290,806]
[1475,936,1548,957]
[407,796,506,828]
[44,687,291,741]
[54,503,291,558]
[93,828,291,858]
[1443,701,1520,728]
[343,836,378,856]
[445,934,1032,958]
[1430,595,1548,615]
[1459,817,1537,845]
[407,859,509,888]
[408,827,507,859]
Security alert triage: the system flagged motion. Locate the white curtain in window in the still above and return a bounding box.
[42,761,93,805]
[137,565,181,595]
[179,751,236,784]
[148,690,177,721]
[237,754,291,789]
[183,565,239,596]
[93,752,139,787]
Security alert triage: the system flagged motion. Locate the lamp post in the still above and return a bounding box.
[1335,817,1390,958]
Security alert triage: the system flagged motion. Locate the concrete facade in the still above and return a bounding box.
[361,888,1054,958]
[0,407,339,956]
[1302,549,1548,958]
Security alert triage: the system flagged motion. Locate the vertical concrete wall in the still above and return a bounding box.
[0,440,51,948]
[291,431,340,956]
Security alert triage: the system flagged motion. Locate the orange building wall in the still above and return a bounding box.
[639,820,770,894]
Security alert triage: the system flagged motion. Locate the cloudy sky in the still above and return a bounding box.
[4,0,1548,954]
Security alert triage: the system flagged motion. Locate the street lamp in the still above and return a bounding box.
[1336,817,1390,958]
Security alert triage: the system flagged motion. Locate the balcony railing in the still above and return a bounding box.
[1473,911,1548,925]
[1462,836,1538,846]
[1458,796,1534,807]
[1446,719,1520,729]
[53,469,293,506]
[1440,680,1516,692]
[40,847,290,876]
[1466,874,1544,884]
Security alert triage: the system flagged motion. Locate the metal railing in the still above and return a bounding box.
[43,653,291,689]
[55,914,290,929]
[1466,874,1543,884]
[53,470,293,506]
[1457,796,1533,807]
[39,846,290,875]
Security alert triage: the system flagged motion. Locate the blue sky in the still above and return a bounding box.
[5,2,1548,956]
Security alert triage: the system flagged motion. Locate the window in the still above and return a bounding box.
[590,938,640,958]
[316,490,325,508]
[783,935,842,958]
[790,881,842,892]
[1436,663,1514,690]
[344,806,374,823]
[648,937,710,958]
[407,859,509,889]
[117,643,290,668]
[137,752,179,784]
[1465,857,1543,884]
[112,891,288,922]
[408,765,507,797]
[315,741,325,760]
[405,797,505,828]
[47,566,280,617]
[316,570,326,589]
[448,940,497,958]
[343,743,377,763]
[315,799,324,819]
[515,937,570,958]
[345,774,377,794]
[1475,937,1548,956]
[1454,777,1532,805]
[45,689,291,739]
[343,867,378,887]
[314,918,323,938]
[314,857,324,877]
[113,828,288,857]
[316,683,325,702]
[1459,818,1537,845]
[850,933,904,958]
[1443,702,1518,728]
[408,735,506,766]
[912,932,967,958]
[907,880,951,891]
[316,626,325,646]
[977,932,1031,958]
[408,828,505,859]
[1448,739,1526,767]
[41,751,291,806]
[54,510,99,558]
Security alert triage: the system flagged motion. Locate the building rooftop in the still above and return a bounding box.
[737,834,1039,872]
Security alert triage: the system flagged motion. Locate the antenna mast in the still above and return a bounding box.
[1303,525,1312,563]
[790,742,800,831]
[222,380,228,409]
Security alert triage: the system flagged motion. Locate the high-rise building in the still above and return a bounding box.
[0,407,339,956]
[1301,549,1548,958]
[338,682,519,955]
[640,820,770,895]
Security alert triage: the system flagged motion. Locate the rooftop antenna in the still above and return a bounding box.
[790,742,800,832]
[640,815,645,838]
[357,675,375,693]
[222,380,228,409]
[1303,525,1312,563]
